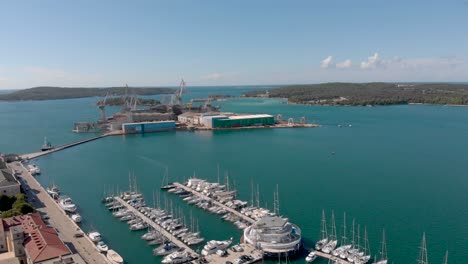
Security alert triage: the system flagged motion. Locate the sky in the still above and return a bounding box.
[0,0,467,89]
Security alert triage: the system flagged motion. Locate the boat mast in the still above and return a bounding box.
[364,226,370,256]
[217,164,220,183]
[380,229,388,261]
[357,224,361,251]
[250,180,254,206]
[351,218,356,248]
[273,184,280,216]
[443,250,448,264]
[341,212,347,245]
[128,172,132,192]
[320,209,328,240]
[256,184,260,208]
[418,232,429,264]
[330,210,337,241]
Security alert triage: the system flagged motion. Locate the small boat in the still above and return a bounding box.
[187,237,205,245]
[41,137,53,151]
[162,250,195,264]
[107,249,124,264]
[71,214,82,223]
[130,222,148,231]
[305,251,317,262]
[46,184,60,197]
[153,242,180,256]
[58,195,77,213]
[88,232,102,243]
[201,238,233,256]
[97,241,109,253]
[148,237,165,245]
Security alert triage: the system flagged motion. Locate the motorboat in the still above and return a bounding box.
[58,196,77,213]
[46,184,60,197]
[148,237,165,245]
[130,222,148,231]
[142,231,159,241]
[88,232,102,242]
[162,250,195,264]
[186,237,205,245]
[71,214,82,223]
[305,251,317,262]
[97,241,109,253]
[153,242,180,256]
[107,249,124,264]
[201,238,233,256]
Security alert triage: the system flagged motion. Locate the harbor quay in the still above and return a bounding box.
[112,196,197,256]
[8,161,111,264]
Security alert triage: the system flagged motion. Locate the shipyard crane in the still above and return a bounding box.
[97,92,109,122]
[171,78,186,105]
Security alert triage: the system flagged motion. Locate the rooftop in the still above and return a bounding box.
[0,169,19,187]
[226,114,273,120]
[254,216,288,229]
[25,227,71,263]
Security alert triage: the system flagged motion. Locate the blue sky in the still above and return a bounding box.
[0,0,467,89]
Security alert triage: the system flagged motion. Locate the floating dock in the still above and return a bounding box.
[113,196,198,256]
[173,182,255,224]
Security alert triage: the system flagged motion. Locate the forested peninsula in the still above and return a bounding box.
[244,83,468,106]
[0,86,175,101]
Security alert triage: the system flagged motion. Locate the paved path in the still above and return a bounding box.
[114,197,197,256]
[173,182,255,224]
[10,162,111,264]
[314,250,352,264]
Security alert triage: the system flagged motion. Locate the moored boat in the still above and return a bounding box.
[107,249,124,264]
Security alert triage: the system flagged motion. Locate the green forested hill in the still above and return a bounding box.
[0,86,175,101]
[244,83,468,106]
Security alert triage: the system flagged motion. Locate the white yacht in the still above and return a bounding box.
[46,184,60,197]
[162,250,195,264]
[71,214,82,223]
[58,196,77,213]
[107,249,124,264]
[201,238,233,256]
[305,250,317,262]
[97,241,109,253]
[88,232,102,242]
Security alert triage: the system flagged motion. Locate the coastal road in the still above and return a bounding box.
[9,161,111,264]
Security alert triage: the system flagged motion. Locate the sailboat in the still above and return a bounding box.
[315,209,328,250]
[373,229,388,264]
[161,168,175,190]
[418,232,429,264]
[322,210,338,254]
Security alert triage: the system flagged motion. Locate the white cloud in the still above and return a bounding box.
[336,59,352,69]
[320,56,333,68]
[360,53,380,69]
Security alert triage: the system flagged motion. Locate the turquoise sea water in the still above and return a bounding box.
[0,87,467,263]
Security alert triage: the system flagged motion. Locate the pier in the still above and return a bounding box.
[313,251,353,264]
[113,196,197,256]
[20,131,123,160]
[10,161,111,264]
[173,182,255,224]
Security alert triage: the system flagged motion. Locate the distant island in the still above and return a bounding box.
[244,83,468,106]
[96,97,161,106]
[0,86,175,101]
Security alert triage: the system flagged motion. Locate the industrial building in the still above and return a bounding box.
[122,121,176,134]
[211,114,275,128]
